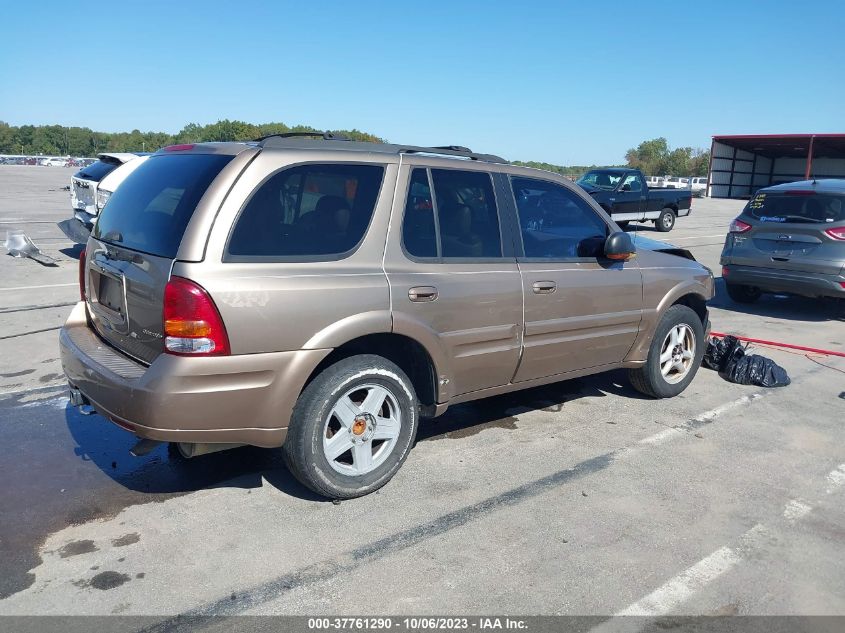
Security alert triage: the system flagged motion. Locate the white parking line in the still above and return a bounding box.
[654,234,727,242]
[637,394,763,446]
[590,526,769,632]
[0,283,77,291]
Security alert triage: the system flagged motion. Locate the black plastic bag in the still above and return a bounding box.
[703,335,741,371]
[703,335,790,388]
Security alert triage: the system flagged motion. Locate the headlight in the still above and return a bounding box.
[96,188,112,211]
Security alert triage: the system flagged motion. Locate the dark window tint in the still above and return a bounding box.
[93,154,233,258]
[745,191,845,223]
[228,164,384,259]
[431,169,501,258]
[511,177,608,259]
[74,159,119,182]
[402,168,437,258]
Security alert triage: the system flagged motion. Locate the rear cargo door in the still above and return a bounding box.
[732,191,845,275]
[85,152,234,363]
[85,240,173,364]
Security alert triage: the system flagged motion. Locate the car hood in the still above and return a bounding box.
[630,233,696,261]
[577,182,600,194]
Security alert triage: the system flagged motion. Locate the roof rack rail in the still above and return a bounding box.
[257,136,507,163]
[255,131,351,143]
[400,145,506,163]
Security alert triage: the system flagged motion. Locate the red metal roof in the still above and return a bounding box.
[712,134,845,158]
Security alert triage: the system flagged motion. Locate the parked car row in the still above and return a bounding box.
[59,152,151,241]
[62,134,714,498]
[645,175,709,197]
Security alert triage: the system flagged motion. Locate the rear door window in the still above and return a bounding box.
[746,191,845,224]
[227,163,385,260]
[402,168,438,258]
[93,153,233,258]
[511,177,609,259]
[431,169,502,258]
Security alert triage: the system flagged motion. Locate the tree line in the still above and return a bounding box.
[0,121,709,177]
[624,137,710,177]
[0,120,384,157]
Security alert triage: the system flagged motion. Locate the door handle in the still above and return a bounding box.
[532,281,556,294]
[408,286,438,302]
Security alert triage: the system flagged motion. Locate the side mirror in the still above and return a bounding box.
[604,231,636,261]
[620,183,632,192]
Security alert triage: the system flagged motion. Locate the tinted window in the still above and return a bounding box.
[745,191,845,223]
[431,169,501,258]
[511,177,608,259]
[93,153,233,258]
[402,168,437,258]
[228,163,384,259]
[74,159,118,182]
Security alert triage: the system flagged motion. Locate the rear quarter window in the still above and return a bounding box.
[745,191,845,224]
[92,153,233,258]
[226,163,385,261]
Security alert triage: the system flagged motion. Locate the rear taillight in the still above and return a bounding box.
[729,218,752,233]
[721,266,730,277]
[78,248,87,300]
[163,277,230,356]
[824,226,845,241]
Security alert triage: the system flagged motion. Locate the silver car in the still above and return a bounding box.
[720,180,845,303]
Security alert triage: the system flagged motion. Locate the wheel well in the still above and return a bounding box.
[663,205,678,214]
[672,294,707,325]
[302,333,437,408]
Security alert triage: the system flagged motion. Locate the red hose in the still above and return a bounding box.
[709,331,845,358]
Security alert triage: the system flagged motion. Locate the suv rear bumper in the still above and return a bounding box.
[60,302,330,447]
[721,263,845,299]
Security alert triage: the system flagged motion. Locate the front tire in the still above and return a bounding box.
[629,305,704,398]
[283,354,419,499]
[725,282,762,304]
[655,208,676,232]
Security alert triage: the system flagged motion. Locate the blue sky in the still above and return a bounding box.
[2,1,844,164]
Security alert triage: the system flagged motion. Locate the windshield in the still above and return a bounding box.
[745,191,845,224]
[577,170,623,191]
[93,153,233,258]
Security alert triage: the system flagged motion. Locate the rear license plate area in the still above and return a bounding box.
[94,271,125,315]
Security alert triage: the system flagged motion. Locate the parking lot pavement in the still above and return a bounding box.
[0,169,843,617]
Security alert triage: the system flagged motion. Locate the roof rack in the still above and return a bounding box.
[255,131,351,143]
[258,134,506,163]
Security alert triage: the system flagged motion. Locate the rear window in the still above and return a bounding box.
[74,160,118,182]
[227,163,385,260]
[745,191,845,224]
[93,153,233,258]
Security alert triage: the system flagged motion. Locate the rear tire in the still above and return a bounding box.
[655,208,676,232]
[725,283,762,304]
[283,354,418,499]
[629,305,704,398]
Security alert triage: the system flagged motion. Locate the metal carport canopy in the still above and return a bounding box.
[708,133,845,198]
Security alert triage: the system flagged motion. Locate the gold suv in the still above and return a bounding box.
[61,134,713,498]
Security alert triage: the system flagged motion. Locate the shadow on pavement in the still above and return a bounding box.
[710,277,845,323]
